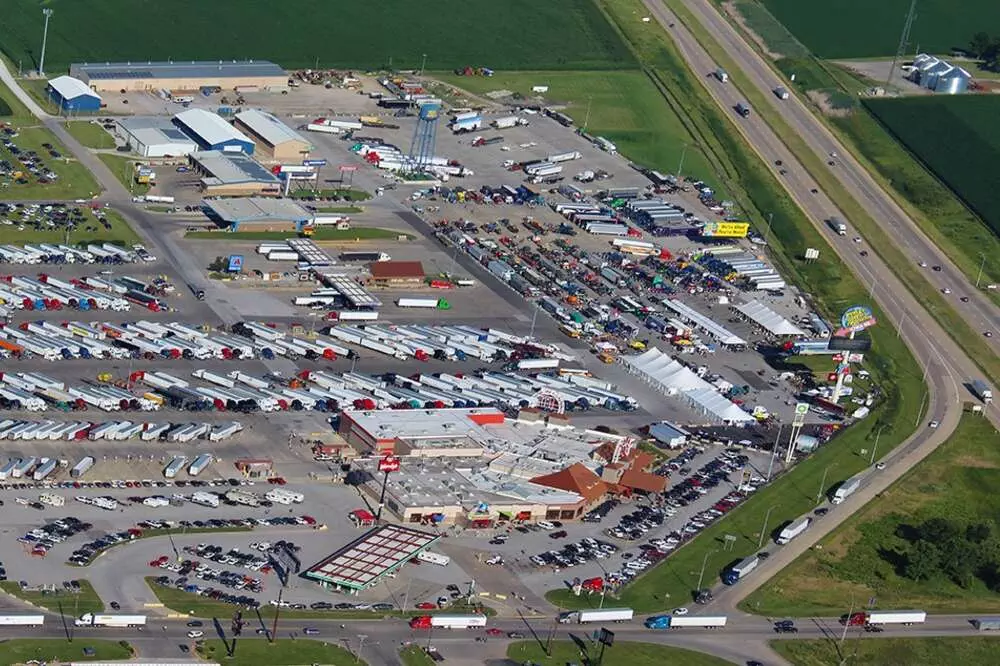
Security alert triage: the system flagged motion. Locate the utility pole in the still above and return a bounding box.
[766,424,782,481]
[870,424,889,465]
[420,54,427,76]
[582,96,593,134]
[544,609,559,656]
[817,466,830,504]
[976,253,987,288]
[269,586,283,642]
[356,634,367,664]
[38,8,54,77]
[676,143,689,180]
[696,549,718,592]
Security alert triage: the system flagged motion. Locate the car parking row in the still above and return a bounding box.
[0,476,282,493]
[528,536,620,570]
[151,575,261,610]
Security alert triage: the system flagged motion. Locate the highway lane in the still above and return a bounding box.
[674,0,1000,346]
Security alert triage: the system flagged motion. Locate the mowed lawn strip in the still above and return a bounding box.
[543,0,923,613]
[0,0,634,72]
[0,579,103,614]
[742,414,1000,616]
[196,639,358,666]
[508,640,735,666]
[65,121,116,150]
[772,636,1000,666]
[0,639,132,665]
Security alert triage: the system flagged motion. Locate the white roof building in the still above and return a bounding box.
[117,117,198,158]
[173,109,255,153]
[233,109,312,161]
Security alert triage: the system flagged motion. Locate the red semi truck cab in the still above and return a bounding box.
[409,616,433,629]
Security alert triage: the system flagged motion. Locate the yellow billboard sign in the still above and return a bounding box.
[703,221,749,238]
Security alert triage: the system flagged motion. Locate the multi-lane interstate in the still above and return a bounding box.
[668,0,1000,343]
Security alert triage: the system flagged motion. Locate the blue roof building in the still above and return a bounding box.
[46,76,102,113]
[174,108,255,154]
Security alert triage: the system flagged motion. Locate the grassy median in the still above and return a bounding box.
[508,640,734,666]
[196,639,358,666]
[0,579,103,614]
[0,639,131,664]
[772,637,1000,666]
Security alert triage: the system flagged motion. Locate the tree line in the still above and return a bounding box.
[893,517,1000,590]
[968,33,1000,71]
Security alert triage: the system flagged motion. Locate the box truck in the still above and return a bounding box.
[558,608,634,624]
[776,516,811,545]
[645,615,727,629]
[723,555,759,585]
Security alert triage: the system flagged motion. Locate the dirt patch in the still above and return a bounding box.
[807,90,852,117]
[952,455,1000,469]
[722,1,781,60]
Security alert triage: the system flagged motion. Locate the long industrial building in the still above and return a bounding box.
[174,109,255,154]
[233,109,312,162]
[69,60,288,93]
[188,151,281,196]
[116,117,198,158]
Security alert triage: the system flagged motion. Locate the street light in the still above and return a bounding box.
[817,466,831,504]
[870,424,890,465]
[696,549,719,593]
[757,504,778,549]
[976,253,987,288]
[420,54,427,76]
[38,8,54,77]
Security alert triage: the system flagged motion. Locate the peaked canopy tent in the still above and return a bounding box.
[660,299,747,347]
[624,347,755,424]
[732,300,805,337]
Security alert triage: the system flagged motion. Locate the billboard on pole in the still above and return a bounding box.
[835,305,876,336]
[378,455,400,473]
[701,221,749,238]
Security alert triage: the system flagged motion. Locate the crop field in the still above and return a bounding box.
[742,414,1000,616]
[0,0,633,73]
[864,95,1000,238]
[760,0,1000,58]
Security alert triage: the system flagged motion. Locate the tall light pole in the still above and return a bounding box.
[420,54,427,76]
[38,8,54,77]
[976,253,987,288]
[696,549,719,593]
[766,424,782,481]
[758,504,778,549]
[676,143,689,180]
[817,466,831,504]
[870,424,889,465]
[582,96,593,134]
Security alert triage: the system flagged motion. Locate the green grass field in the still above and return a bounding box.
[543,0,924,613]
[0,125,101,199]
[65,121,115,149]
[289,188,371,202]
[508,640,734,666]
[0,0,633,72]
[0,639,131,665]
[864,96,1000,239]
[439,70,722,193]
[1,580,103,615]
[399,645,437,666]
[196,639,357,666]
[772,637,1000,666]
[742,415,1000,616]
[761,0,1000,58]
[96,152,149,196]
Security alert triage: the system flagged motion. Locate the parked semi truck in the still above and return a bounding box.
[558,608,633,624]
[0,615,44,626]
[972,379,993,403]
[645,615,727,629]
[75,613,146,627]
[832,475,862,504]
[409,614,487,629]
[776,516,811,545]
[844,610,926,626]
[723,555,759,585]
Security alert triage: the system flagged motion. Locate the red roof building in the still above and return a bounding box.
[531,463,608,505]
[368,260,425,286]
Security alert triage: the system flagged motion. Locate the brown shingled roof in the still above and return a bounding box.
[369,260,425,279]
[531,463,608,503]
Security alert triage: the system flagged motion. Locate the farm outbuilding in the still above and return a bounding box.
[233,109,312,162]
[909,54,971,94]
[116,116,198,158]
[46,76,102,112]
[188,150,281,197]
[69,60,288,93]
[174,109,255,154]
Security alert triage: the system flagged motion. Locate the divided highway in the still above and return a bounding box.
[640,0,999,614]
[674,0,1000,346]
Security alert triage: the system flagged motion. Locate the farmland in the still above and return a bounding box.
[865,95,1000,238]
[759,0,1000,58]
[742,414,1000,616]
[0,0,633,73]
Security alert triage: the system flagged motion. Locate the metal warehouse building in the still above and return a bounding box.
[116,117,198,158]
[46,76,102,113]
[233,109,312,162]
[188,150,281,197]
[202,197,312,232]
[69,60,288,93]
[174,109,255,154]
